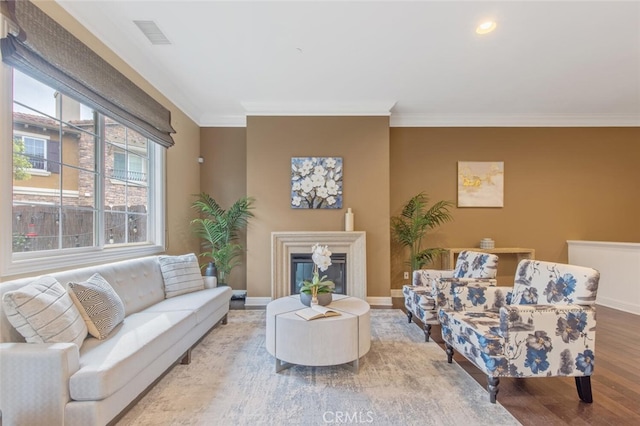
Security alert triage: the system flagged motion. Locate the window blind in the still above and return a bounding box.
[0,0,175,148]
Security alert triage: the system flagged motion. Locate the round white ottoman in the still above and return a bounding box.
[266,294,371,372]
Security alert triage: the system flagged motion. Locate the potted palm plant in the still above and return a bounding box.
[391,192,454,271]
[190,193,254,286]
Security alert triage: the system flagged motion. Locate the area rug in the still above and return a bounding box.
[117,309,520,425]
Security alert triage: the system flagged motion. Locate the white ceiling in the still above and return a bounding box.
[57,0,640,127]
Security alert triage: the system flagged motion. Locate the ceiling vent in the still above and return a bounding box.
[133,20,171,45]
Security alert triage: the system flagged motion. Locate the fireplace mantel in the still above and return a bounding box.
[271,231,367,300]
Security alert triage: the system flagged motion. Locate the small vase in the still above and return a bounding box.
[300,292,311,306]
[300,292,332,307]
[204,262,217,277]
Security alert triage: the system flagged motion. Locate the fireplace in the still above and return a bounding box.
[271,231,367,300]
[290,253,347,295]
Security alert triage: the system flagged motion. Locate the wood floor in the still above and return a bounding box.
[392,299,640,425]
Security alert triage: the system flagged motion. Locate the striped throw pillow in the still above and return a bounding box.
[2,276,88,347]
[69,273,125,340]
[158,253,205,298]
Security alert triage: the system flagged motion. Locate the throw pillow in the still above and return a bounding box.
[158,253,205,298]
[2,276,87,347]
[68,273,125,340]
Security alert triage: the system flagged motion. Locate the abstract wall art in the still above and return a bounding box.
[457,161,504,207]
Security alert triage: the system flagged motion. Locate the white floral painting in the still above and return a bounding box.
[291,157,343,209]
[457,161,504,207]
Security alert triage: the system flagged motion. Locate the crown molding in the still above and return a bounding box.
[197,111,640,128]
[241,101,397,117]
[198,114,247,127]
[390,113,640,127]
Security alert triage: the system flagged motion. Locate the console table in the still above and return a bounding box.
[442,247,535,270]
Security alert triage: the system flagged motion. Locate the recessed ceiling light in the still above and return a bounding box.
[476,21,497,35]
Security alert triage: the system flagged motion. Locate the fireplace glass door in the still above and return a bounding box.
[290,253,346,295]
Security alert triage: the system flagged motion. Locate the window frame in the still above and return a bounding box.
[14,131,52,176]
[20,134,47,171]
[1,60,166,279]
[112,150,148,185]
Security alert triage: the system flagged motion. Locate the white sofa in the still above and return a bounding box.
[0,255,232,425]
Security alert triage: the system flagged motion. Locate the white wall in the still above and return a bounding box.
[568,240,640,315]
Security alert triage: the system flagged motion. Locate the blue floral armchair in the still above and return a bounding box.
[439,260,599,403]
[402,250,499,341]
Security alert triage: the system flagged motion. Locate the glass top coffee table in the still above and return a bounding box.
[265,294,371,373]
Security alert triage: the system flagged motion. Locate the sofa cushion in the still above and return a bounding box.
[68,273,125,340]
[70,310,196,401]
[2,276,87,347]
[144,286,233,323]
[158,253,205,298]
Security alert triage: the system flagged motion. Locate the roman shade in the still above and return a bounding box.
[0,0,175,148]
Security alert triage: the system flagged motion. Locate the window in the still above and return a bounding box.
[22,136,46,170]
[3,68,165,276]
[113,151,147,183]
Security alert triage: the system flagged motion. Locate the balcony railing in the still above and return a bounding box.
[112,169,147,182]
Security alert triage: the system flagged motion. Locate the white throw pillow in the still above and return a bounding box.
[68,273,125,340]
[2,276,87,347]
[158,253,205,298]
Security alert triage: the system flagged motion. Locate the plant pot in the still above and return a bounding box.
[300,292,332,307]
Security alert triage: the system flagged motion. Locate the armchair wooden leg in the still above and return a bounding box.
[445,343,454,363]
[407,311,413,323]
[487,376,500,404]
[575,376,593,403]
[424,323,431,342]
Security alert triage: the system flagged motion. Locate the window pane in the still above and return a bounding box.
[61,207,94,249]
[127,211,147,243]
[13,168,62,206]
[13,71,57,117]
[103,118,150,244]
[62,166,96,209]
[12,204,59,252]
[105,211,126,245]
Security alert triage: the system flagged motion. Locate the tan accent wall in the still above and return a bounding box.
[246,116,390,298]
[36,1,201,256]
[390,127,640,288]
[200,127,248,290]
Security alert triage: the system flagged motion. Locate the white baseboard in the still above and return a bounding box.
[244,297,272,307]
[597,296,640,315]
[245,296,393,307]
[367,296,392,307]
[390,289,404,298]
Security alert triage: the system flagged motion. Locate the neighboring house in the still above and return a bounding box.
[13,111,79,205]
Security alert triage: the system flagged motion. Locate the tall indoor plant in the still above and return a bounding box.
[190,193,254,285]
[391,192,454,270]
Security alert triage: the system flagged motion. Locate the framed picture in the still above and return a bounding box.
[457,161,504,207]
[291,157,343,209]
